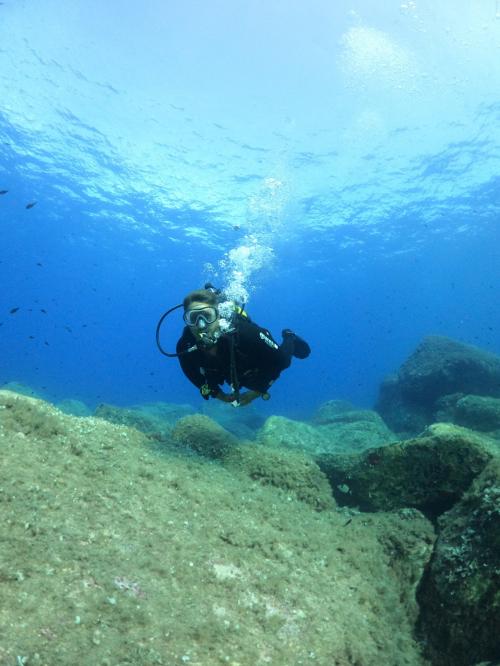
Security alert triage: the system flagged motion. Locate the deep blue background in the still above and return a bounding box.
[1,2,499,420]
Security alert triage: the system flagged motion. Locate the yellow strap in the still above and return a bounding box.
[234,305,248,318]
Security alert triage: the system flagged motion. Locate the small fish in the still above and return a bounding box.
[40,308,47,314]
[9,307,19,314]
[343,518,353,527]
[29,335,35,339]
[25,201,37,209]
[36,262,43,267]
[64,325,72,333]
[44,341,49,346]
[0,189,8,195]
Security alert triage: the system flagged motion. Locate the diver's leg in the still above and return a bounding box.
[281,329,311,360]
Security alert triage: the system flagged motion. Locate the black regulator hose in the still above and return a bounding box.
[155,303,184,357]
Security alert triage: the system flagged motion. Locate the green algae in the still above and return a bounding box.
[0,390,431,666]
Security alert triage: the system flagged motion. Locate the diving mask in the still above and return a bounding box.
[183,305,218,328]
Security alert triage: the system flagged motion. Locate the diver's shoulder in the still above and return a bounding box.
[235,313,259,331]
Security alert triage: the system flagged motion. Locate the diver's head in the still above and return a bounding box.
[183,289,221,346]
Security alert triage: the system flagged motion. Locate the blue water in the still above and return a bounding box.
[1,1,499,420]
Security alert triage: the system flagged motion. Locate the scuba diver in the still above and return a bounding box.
[156,284,310,407]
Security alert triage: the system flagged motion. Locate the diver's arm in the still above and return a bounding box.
[214,389,235,403]
[212,388,261,405]
[237,390,264,406]
[218,387,272,407]
[177,332,206,389]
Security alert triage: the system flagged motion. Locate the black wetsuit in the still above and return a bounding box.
[176,315,295,398]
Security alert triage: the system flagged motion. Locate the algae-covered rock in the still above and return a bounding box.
[95,401,194,441]
[454,395,500,434]
[57,398,93,417]
[0,390,67,439]
[225,443,335,511]
[361,509,436,627]
[376,336,500,435]
[312,399,355,424]
[320,410,397,452]
[318,423,493,518]
[134,401,195,422]
[1,381,45,399]
[0,389,433,665]
[257,415,333,454]
[417,458,500,666]
[171,414,238,458]
[435,393,500,438]
[434,392,466,422]
[201,399,265,439]
[172,415,334,510]
[258,411,395,456]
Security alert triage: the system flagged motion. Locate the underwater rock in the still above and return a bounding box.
[433,392,466,422]
[318,423,493,519]
[258,412,395,456]
[454,395,500,434]
[0,389,439,664]
[172,415,334,510]
[311,398,355,424]
[95,401,194,441]
[257,415,334,455]
[171,414,238,458]
[362,509,436,629]
[200,398,266,439]
[133,401,195,421]
[376,336,500,435]
[436,394,500,435]
[0,389,67,439]
[56,398,92,417]
[225,444,335,511]
[417,458,500,666]
[1,381,45,399]
[320,412,397,452]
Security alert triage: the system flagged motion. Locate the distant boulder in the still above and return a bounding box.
[436,394,500,435]
[376,336,500,435]
[172,414,238,458]
[258,411,395,456]
[200,399,266,439]
[56,398,92,417]
[95,401,194,441]
[321,410,397,452]
[257,415,335,455]
[317,423,493,519]
[311,399,356,424]
[1,381,45,399]
[417,458,500,665]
